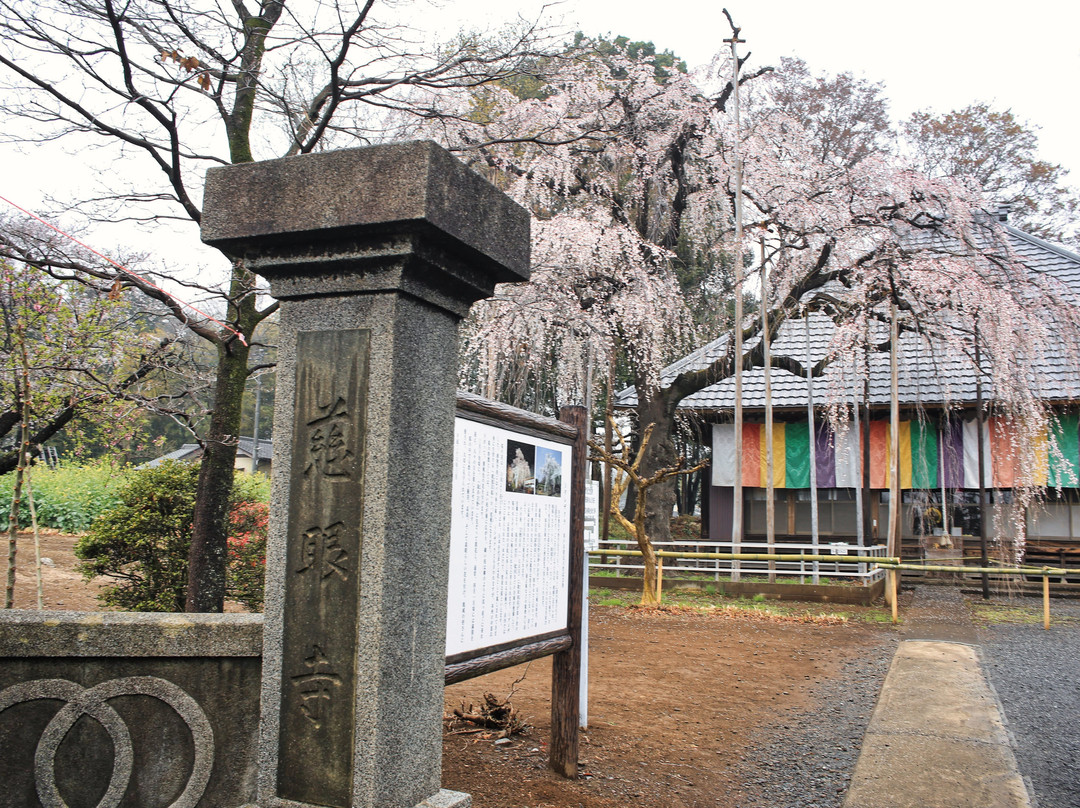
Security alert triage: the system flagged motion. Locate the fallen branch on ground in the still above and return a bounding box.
[444,665,531,739]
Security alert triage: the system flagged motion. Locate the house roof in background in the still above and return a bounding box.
[615,221,1080,414]
[139,437,272,469]
[140,443,201,468]
[237,436,273,461]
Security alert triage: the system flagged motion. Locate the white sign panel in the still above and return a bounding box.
[583,480,600,553]
[446,417,572,657]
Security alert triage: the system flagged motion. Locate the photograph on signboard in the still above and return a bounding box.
[505,439,536,494]
[535,446,563,497]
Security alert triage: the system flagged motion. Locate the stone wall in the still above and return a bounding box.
[0,611,263,808]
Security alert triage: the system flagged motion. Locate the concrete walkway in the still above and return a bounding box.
[843,587,1032,808]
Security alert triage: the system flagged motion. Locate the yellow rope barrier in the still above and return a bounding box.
[587,548,1080,577]
[588,548,1072,629]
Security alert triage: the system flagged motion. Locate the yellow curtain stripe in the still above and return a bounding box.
[1033,428,1049,486]
[774,423,786,489]
[899,421,913,489]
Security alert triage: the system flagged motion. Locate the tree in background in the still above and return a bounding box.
[767,56,893,168]
[0,0,553,610]
[0,217,224,466]
[903,103,1080,245]
[425,33,759,541]
[589,416,706,605]
[0,253,179,474]
[441,33,1080,549]
[0,255,149,606]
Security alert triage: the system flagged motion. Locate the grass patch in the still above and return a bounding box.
[966,599,1080,625]
[589,584,894,625]
[589,587,637,607]
[848,609,897,624]
[669,515,702,542]
[969,602,1042,624]
[589,568,623,578]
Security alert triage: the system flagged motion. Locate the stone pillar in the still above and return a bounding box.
[201,141,530,808]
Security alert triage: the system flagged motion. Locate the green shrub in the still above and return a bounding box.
[231,470,271,504]
[0,462,130,532]
[75,461,198,611]
[75,461,269,612]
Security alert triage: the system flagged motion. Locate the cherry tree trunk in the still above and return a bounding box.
[185,335,251,612]
[638,538,661,606]
[636,390,680,547]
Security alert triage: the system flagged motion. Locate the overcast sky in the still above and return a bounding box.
[432,0,1080,180]
[4,0,1077,268]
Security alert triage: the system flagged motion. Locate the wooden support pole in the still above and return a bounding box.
[887,303,900,566]
[550,405,587,778]
[657,556,664,605]
[862,381,874,549]
[890,569,899,624]
[729,25,745,584]
[805,316,820,584]
[975,333,991,600]
[601,351,615,552]
[762,240,776,584]
[853,367,865,565]
[1043,574,1051,630]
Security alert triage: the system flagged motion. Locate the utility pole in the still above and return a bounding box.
[975,328,991,599]
[601,350,614,546]
[724,9,746,582]
[886,301,900,608]
[251,372,262,472]
[806,315,820,583]
[888,302,900,559]
[762,237,775,582]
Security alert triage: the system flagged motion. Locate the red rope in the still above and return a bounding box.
[0,194,248,346]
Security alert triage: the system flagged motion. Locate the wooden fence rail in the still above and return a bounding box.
[588,548,1076,629]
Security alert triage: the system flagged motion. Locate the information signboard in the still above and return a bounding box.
[446,416,572,658]
[583,480,600,553]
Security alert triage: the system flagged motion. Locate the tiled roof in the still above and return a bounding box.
[237,436,273,460]
[139,436,272,469]
[616,222,1080,413]
[139,443,200,468]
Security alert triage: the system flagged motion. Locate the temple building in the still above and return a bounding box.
[617,218,1080,570]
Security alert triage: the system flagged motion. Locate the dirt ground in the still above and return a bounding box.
[443,607,892,808]
[6,530,247,612]
[6,530,105,610]
[7,533,896,807]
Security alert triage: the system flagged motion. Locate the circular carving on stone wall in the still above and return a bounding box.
[0,676,214,808]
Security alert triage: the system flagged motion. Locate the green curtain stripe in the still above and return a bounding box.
[1049,413,1080,488]
[911,420,939,489]
[785,421,811,488]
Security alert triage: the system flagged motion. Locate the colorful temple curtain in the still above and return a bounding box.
[711,414,1080,489]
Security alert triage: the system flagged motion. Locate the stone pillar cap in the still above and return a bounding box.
[200,140,530,289]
